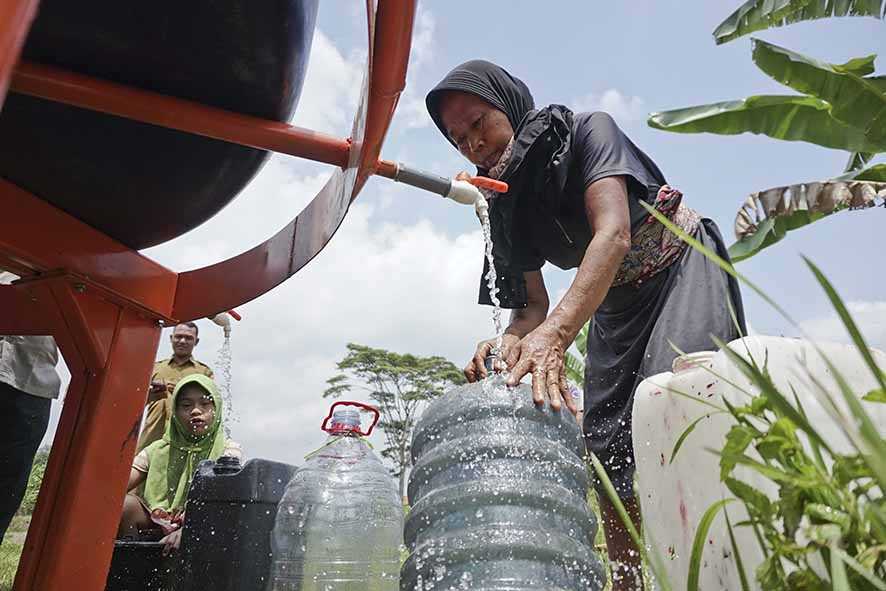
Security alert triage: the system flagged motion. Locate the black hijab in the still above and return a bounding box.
[426,59,535,156]
[426,60,575,309]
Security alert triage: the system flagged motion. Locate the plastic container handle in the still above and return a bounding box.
[469,176,508,194]
[321,401,380,437]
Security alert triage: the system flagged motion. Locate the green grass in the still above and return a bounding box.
[0,541,22,591]
[1,515,30,591]
[5,516,28,535]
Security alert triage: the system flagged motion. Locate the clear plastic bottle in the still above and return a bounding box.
[268,402,402,590]
[402,374,604,590]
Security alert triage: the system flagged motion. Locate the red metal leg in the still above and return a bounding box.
[12,280,161,591]
[0,1,416,588]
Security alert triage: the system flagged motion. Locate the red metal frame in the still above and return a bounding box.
[0,0,38,106]
[11,61,353,171]
[0,1,416,589]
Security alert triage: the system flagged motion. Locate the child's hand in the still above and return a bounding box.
[160,528,182,556]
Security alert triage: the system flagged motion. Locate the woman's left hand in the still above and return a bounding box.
[505,324,575,415]
[160,528,182,556]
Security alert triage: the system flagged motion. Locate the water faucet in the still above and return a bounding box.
[385,162,508,206]
[208,309,240,338]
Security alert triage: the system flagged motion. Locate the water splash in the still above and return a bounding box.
[215,336,236,438]
[474,194,504,357]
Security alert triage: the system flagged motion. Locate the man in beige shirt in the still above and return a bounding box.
[0,271,62,540]
[137,322,213,452]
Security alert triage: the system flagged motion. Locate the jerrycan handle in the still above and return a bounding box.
[321,401,380,437]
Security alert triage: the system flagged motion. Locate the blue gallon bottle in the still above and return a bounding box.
[402,375,604,590]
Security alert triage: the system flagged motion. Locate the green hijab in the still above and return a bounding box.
[143,373,226,513]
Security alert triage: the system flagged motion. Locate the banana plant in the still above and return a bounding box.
[648,2,885,261]
[713,0,885,45]
[731,175,886,261]
[648,42,886,153]
[564,321,589,389]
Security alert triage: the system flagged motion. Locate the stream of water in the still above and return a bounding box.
[215,336,236,438]
[474,194,504,359]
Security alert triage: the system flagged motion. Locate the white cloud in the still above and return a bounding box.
[142,202,489,465]
[799,301,886,351]
[46,170,492,464]
[145,158,331,269]
[392,4,437,130]
[130,142,493,466]
[573,89,646,125]
[409,5,436,72]
[292,30,363,134]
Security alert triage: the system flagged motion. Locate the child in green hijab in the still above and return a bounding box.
[117,373,241,554]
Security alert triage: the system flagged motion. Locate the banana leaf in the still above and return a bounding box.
[575,321,589,358]
[648,94,886,152]
[564,349,584,389]
[752,40,886,147]
[837,162,886,181]
[845,151,874,172]
[728,177,886,261]
[564,322,590,388]
[714,0,885,45]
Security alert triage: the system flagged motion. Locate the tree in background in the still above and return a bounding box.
[324,343,464,499]
[649,0,886,261]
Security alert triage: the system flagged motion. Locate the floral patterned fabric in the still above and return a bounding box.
[612,185,701,287]
[484,139,698,288]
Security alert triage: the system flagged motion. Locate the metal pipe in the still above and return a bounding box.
[391,162,453,196]
[377,159,509,203]
[352,0,417,195]
[11,61,352,169]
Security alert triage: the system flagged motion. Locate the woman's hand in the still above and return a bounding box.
[505,324,575,414]
[464,333,520,382]
[160,528,182,556]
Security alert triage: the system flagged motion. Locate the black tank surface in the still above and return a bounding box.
[0,0,318,249]
[105,541,174,591]
[176,457,298,591]
[104,458,297,591]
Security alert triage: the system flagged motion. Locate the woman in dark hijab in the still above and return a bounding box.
[426,60,745,589]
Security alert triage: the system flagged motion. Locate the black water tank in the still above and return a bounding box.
[176,458,298,591]
[105,541,173,591]
[1,0,319,249]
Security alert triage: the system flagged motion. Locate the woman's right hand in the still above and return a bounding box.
[464,333,520,382]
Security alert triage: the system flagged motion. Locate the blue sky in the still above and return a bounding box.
[42,2,886,464]
[348,2,885,336]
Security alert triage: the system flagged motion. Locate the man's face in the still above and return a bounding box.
[170,325,198,358]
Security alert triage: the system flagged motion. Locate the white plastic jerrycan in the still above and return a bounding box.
[632,336,886,591]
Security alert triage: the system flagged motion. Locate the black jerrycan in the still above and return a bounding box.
[176,457,297,591]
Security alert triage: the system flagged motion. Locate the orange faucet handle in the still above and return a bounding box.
[469,176,509,193]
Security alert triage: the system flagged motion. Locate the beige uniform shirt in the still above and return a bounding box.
[136,356,213,452]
